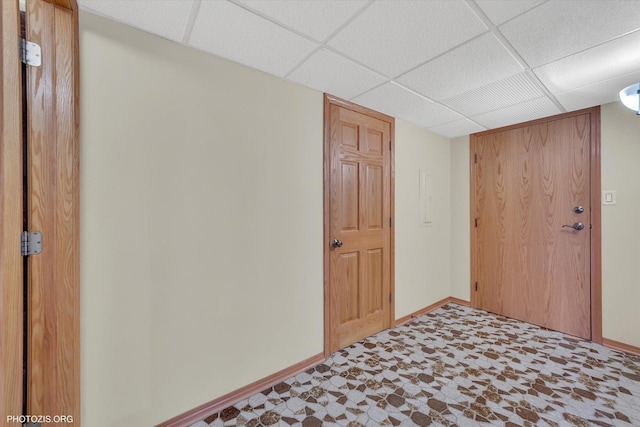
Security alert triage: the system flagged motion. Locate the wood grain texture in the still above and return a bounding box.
[324,95,394,355]
[26,0,80,423]
[156,353,325,427]
[43,0,78,11]
[1,0,25,422]
[472,108,600,341]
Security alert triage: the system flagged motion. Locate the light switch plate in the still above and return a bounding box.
[602,190,616,205]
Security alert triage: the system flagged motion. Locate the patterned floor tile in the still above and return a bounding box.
[193,304,640,426]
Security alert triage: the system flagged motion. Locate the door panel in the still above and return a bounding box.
[1,0,25,421]
[25,0,80,422]
[473,112,594,339]
[366,164,383,229]
[325,96,393,354]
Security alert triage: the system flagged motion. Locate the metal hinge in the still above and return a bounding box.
[474,153,478,163]
[475,282,478,291]
[389,217,392,227]
[20,38,42,67]
[21,231,42,256]
[389,141,392,151]
[389,293,392,303]
[475,218,478,228]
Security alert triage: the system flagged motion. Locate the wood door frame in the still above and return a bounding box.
[323,94,395,358]
[470,106,602,343]
[1,0,25,421]
[0,0,80,422]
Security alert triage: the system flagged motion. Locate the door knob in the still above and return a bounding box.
[562,222,584,231]
[331,239,343,248]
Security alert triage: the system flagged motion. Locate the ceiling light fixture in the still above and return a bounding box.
[619,83,640,115]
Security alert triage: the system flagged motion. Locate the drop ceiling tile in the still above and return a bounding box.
[396,33,523,101]
[78,0,192,42]
[352,82,463,128]
[554,70,640,112]
[327,1,486,77]
[233,0,368,42]
[534,30,640,94]
[500,1,640,67]
[471,97,561,129]
[427,119,486,139]
[475,0,546,25]
[287,49,387,100]
[442,72,544,117]
[189,1,318,77]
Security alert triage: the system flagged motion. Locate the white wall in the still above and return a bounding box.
[601,102,640,348]
[80,13,324,426]
[79,12,456,426]
[450,136,471,301]
[395,120,452,317]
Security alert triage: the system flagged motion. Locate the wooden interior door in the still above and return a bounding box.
[324,95,394,355]
[472,109,600,340]
[1,0,25,422]
[25,0,80,423]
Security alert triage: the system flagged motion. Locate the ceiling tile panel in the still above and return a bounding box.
[79,0,192,42]
[232,0,368,42]
[427,119,486,139]
[474,0,546,25]
[327,0,486,77]
[554,70,640,112]
[534,30,640,94]
[396,33,523,101]
[441,72,544,117]
[471,97,561,129]
[287,49,387,100]
[189,1,318,77]
[500,0,640,67]
[352,83,463,128]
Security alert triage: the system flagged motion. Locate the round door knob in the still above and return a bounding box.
[331,239,343,248]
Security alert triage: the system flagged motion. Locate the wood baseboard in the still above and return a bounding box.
[602,338,640,357]
[395,296,470,326]
[156,352,325,427]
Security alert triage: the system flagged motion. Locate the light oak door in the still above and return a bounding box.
[1,0,25,421]
[25,0,80,423]
[472,109,600,340]
[324,95,394,354]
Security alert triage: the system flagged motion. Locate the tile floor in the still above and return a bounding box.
[190,303,640,426]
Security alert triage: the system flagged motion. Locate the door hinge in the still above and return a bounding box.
[389,293,392,303]
[20,38,42,67]
[21,231,42,256]
[389,217,392,227]
[475,281,478,291]
[475,218,478,228]
[474,153,478,164]
[389,140,392,151]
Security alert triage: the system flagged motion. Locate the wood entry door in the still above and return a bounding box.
[471,108,600,340]
[324,95,394,355]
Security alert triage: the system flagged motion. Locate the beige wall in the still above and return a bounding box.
[601,102,640,348]
[79,12,455,426]
[450,136,471,301]
[395,120,452,317]
[80,12,325,426]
